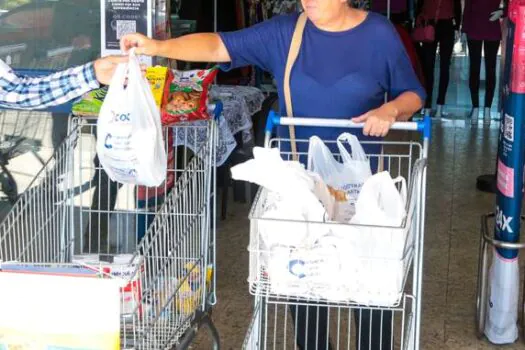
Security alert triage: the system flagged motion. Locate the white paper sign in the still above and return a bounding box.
[0,272,121,349]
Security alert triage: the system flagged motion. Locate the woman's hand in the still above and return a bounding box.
[93,55,129,85]
[352,104,398,137]
[120,33,160,56]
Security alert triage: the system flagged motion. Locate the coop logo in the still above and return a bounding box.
[111,111,131,123]
[104,134,112,149]
[496,206,513,233]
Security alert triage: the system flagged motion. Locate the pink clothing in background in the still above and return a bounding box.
[421,0,455,20]
[371,0,408,14]
[462,0,502,41]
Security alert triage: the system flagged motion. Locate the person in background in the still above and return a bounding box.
[371,0,409,25]
[121,0,425,348]
[0,56,126,110]
[462,0,503,126]
[416,0,462,118]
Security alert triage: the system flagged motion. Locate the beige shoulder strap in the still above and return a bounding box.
[283,12,307,160]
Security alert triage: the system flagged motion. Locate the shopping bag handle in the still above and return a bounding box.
[264,110,432,142]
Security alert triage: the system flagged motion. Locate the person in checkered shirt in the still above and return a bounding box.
[0,55,127,110]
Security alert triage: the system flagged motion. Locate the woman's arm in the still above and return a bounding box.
[352,92,423,137]
[121,33,231,63]
[383,92,424,121]
[122,16,284,73]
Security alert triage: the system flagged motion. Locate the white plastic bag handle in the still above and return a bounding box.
[307,136,341,178]
[103,57,128,100]
[336,133,368,163]
[392,176,407,204]
[126,49,146,89]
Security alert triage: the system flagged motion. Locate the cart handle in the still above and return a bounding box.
[264,110,432,140]
[209,101,223,120]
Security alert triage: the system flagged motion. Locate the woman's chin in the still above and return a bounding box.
[304,9,320,22]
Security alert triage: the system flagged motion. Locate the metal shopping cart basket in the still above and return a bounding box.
[243,112,431,350]
[0,104,222,349]
[0,109,49,203]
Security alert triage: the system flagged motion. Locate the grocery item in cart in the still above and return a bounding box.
[0,272,121,350]
[176,263,213,314]
[348,171,409,258]
[72,66,169,117]
[231,147,338,248]
[146,66,169,108]
[96,50,167,187]
[247,169,412,306]
[72,86,109,117]
[308,133,372,222]
[143,264,213,319]
[267,242,342,297]
[161,67,218,125]
[72,254,142,317]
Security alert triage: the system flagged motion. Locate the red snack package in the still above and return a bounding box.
[161,67,218,125]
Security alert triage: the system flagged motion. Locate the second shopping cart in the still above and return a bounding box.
[0,103,223,349]
[243,112,430,350]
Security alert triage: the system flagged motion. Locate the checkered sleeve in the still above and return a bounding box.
[0,59,100,110]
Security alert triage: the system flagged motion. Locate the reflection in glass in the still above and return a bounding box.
[172,0,181,19]
[0,0,101,70]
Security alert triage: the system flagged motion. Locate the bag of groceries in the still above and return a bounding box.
[307,133,372,222]
[96,50,167,187]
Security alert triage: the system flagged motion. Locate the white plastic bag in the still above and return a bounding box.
[351,171,407,227]
[307,133,372,222]
[96,50,167,187]
[231,147,333,247]
[348,171,408,259]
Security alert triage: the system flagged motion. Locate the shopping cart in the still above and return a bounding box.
[243,112,430,349]
[0,104,222,349]
[0,110,49,203]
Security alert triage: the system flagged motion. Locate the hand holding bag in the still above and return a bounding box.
[96,50,167,187]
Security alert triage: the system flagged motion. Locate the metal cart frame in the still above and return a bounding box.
[0,105,222,349]
[243,112,430,350]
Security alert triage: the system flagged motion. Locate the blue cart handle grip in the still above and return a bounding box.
[265,110,432,139]
[208,101,223,120]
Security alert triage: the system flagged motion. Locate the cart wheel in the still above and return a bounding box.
[0,172,18,204]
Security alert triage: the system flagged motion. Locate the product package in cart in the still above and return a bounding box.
[96,50,167,187]
[307,133,372,222]
[232,139,413,306]
[161,67,218,125]
[71,254,143,318]
[0,254,143,319]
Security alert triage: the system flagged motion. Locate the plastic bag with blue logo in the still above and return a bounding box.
[307,133,371,222]
[96,50,167,187]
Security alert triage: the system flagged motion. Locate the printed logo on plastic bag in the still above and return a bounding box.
[96,49,167,187]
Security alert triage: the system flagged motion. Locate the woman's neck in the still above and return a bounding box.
[313,7,367,32]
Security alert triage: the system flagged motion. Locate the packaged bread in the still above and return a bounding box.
[161,67,218,125]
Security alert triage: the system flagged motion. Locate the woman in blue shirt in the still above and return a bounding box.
[122,1,425,349]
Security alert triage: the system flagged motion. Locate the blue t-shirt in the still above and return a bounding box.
[219,12,426,160]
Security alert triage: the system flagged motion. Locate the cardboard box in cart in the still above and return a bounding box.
[0,254,143,318]
[72,254,143,317]
[0,272,121,349]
